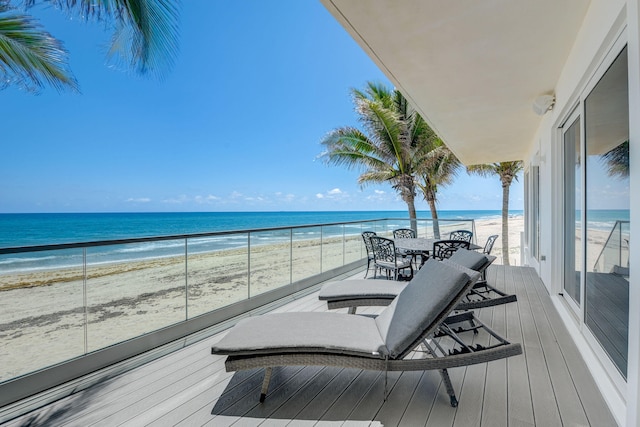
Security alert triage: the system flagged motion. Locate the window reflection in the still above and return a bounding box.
[584,46,630,378]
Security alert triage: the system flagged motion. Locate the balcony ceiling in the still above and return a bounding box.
[321,0,590,165]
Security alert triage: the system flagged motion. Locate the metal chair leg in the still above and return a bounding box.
[260,367,273,402]
[439,368,458,407]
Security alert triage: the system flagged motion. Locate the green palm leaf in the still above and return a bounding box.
[27,0,180,76]
[0,4,78,91]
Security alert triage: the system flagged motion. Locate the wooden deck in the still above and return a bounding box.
[2,265,617,426]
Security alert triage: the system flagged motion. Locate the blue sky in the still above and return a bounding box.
[1,1,523,213]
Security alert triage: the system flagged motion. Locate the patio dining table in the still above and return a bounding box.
[394,237,482,267]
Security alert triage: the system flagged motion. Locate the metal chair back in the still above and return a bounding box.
[449,229,473,243]
[371,236,397,264]
[432,240,471,260]
[393,228,416,239]
[362,231,377,278]
[483,235,499,255]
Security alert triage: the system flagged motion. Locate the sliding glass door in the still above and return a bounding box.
[584,46,629,378]
[563,113,582,309]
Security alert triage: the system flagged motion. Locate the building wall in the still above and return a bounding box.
[524,0,637,425]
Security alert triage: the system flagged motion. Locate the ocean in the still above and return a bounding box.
[0,210,520,248]
[4,209,628,275]
[0,210,517,274]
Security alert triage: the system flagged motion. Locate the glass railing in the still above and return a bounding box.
[593,220,630,275]
[0,216,475,407]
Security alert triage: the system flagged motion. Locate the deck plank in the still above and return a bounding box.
[1,266,619,427]
[498,266,534,427]
[513,267,563,427]
[531,270,618,427]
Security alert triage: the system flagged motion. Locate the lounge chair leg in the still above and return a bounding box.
[260,367,273,402]
[439,369,458,407]
[348,306,357,315]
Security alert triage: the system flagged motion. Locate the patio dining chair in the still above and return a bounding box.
[449,229,473,243]
[393,228,416,239]
[393,228,418,266]
[361,231,377,278]
[432,239,471,260]
[483,234,499,255]
[371,236,413,280]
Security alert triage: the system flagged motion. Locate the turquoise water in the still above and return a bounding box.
[0,210,518,273]
[0,210,519,247]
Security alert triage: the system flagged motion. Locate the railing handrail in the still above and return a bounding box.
[0,217,477,255]
[593,220,630,271]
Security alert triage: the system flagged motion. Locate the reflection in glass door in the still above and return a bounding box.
[563,115,582,307]
[584,46,629,378]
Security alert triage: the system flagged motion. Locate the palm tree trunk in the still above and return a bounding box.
[428,199,441,239]
[407,197,418,234]
[502,183,510,265]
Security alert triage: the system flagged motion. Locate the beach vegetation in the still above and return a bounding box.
[0,0,179,92]
[320,81,453,232]
[467,161,523,265]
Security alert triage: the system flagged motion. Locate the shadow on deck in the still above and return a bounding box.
[1,265,617,427]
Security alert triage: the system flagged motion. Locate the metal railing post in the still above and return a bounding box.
[83,247,88,355]
[247,232,251,299]
[185,238,189,320]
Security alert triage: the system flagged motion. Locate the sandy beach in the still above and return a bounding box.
[0,215,613,382]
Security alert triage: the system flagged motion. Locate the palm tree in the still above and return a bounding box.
[415,137,461,239]
[1,0,179,92]
[467,161,523,265]
[320,82,433,232]
[601,140,629,178]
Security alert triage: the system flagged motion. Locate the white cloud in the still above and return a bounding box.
[126,197,151,203]
[374,190,385,195]
[316,193,324,199]
[328,188,342,195]
[194,194,221,204]
[162,195,189,204]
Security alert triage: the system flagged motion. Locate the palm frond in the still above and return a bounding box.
[0,5,78,91]
[26,0,180,77]
[600,140,629,178]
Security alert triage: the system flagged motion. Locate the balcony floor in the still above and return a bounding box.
[2,265,617,426]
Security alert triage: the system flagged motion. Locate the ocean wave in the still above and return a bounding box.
[0,255,59,265]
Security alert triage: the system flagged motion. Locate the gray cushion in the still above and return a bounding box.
[374,259,470,359]
[211,312,385,358]
[441,259,482,283]
[319,279,405,301]
[449,248,490,271]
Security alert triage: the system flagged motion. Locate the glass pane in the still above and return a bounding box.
[249,230,290,297]
[292,226,321,282]
[585,46,629,378]
[344,223,364,265]
[85,240,186,352]
[0,249,85,381]
[187,234,248,318]
[321,225,344,272]
[563,117,582,305]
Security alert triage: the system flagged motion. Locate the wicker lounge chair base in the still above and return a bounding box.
[223,311,522,406]
[212,259,523,407]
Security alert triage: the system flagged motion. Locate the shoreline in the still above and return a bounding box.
[0,216,618,381]
[1,214,616,291]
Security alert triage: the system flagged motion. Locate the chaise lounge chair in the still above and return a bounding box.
[319,248,516,314]
[211,259,522,407]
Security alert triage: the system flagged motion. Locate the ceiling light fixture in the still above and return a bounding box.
[532,94,555,115]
